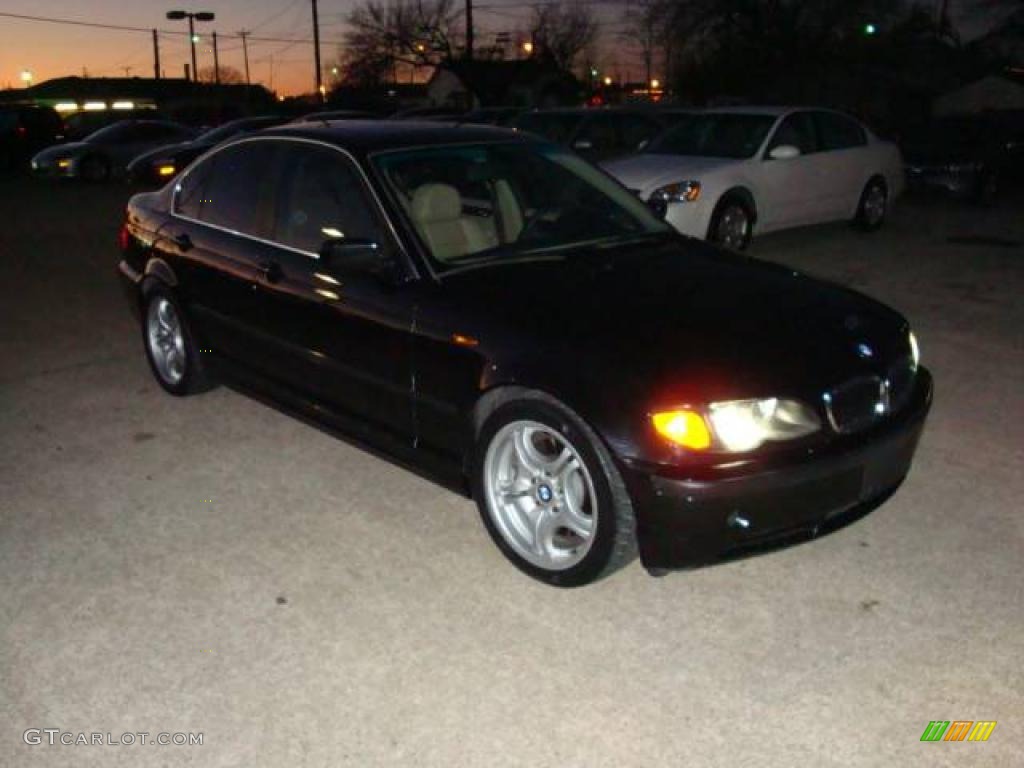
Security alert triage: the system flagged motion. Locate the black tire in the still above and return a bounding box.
[141,285,213,396]
[854,177,887,231]
[80,155,110,182]
[973,169,998,207]
[472,391,637,587]
[708,196,753,251]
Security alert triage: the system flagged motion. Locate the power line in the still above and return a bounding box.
[0,10,347,46]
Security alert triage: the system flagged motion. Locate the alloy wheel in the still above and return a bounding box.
[717,205,750,250]
[483,420,598,571]
[146,297,186,386]
[863,185,886,227]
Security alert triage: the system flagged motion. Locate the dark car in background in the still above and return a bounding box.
[32,119,196,181]
[511,108,679,163]
[62,108,163,141]
[902,111,1024,203]
[0,105,64,171]
[127,115,289,185]
[292,109,378,123]
[453,107,523,126]
[117,122,931,586]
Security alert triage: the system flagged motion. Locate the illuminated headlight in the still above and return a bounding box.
[649,180,701,204]
[707,398,820,453]
[908,330,920,370]
[57,158,71,169]
[651,398,819,453]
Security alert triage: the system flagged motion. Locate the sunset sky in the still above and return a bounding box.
[0,0,1005,96]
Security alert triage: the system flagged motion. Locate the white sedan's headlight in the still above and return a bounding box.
[649,180,701,204]
[707,398,820,453]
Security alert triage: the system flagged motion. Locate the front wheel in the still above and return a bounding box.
[472,393,636,587]
[708,198,753,251]
[80,155,110,182]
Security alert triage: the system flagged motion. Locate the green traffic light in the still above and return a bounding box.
[864,23,876,35]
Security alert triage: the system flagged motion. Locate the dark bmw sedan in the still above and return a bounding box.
[117,122,932,586]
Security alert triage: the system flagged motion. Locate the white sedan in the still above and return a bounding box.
[602,107,904,250]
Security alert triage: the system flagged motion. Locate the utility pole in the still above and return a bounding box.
[238,30,251,84]
[213,31,220,84]
[465,0,474,59]
[312,0,323,101]
[152,29,161,79]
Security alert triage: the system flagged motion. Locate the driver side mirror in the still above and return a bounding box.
[768,144,801,160]
[318,238,401,287]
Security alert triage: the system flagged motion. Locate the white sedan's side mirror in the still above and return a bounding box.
[769,144,801,160]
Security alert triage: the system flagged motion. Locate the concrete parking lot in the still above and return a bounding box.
[1,175,1021,767]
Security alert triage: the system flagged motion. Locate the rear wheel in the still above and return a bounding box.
[708,198,753,251]
[142,288,211,396]
[473,393,636,586]
[854,178,887,230]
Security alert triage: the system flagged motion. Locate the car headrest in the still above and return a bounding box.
[411,183,462,223]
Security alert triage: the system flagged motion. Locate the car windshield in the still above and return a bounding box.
[645,113,776,158]
[373,142,671,271]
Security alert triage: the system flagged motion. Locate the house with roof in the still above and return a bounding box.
[426,60,580,110]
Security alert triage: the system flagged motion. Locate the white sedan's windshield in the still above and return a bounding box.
[373,142,670,269]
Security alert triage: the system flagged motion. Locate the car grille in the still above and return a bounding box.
[824,357,916,434]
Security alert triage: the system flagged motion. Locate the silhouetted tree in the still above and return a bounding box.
[528,1,599,73]
[338,0,462,87]
[197,65,245,84]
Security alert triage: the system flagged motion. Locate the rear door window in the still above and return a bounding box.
[814,112,867,150]
[175,140,280,237]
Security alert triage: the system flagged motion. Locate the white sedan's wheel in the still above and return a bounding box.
[855,179,887,231]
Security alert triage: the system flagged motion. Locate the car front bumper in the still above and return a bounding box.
[622,367,933,571]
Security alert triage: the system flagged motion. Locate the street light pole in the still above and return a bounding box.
[166,10,215,82]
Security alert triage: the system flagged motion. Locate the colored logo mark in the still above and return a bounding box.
[920,721,997,742]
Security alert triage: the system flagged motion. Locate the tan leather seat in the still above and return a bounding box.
[410,183,496,262]
[494,180,523,242]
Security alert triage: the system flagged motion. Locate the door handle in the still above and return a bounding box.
[173,233,193,251]
[256,260,282,284]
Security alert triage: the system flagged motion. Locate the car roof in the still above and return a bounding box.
[259,120,534,153]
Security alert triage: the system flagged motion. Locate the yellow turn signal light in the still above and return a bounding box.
[651,409,711,450]
[157,164,176,176]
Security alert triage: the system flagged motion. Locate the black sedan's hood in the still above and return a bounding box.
[437,237,909,405]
